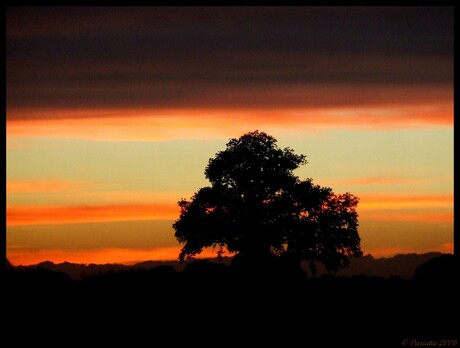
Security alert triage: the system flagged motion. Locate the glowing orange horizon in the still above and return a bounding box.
[8,243,452,266]
[364,242,453,258]
[7,246,227,266]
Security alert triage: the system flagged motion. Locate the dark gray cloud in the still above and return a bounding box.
[6,6,453,117]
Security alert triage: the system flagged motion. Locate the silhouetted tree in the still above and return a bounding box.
[173,131,362,272]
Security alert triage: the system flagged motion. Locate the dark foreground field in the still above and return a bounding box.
[5,256,458,348]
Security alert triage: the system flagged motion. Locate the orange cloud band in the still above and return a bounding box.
[6,103,453,141]
[323,177,427,186]
[7,193,453,226]
[7,203,179,226]
[359,211,453,223]
[359,194,453,210]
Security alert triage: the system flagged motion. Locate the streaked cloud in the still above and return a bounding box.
[358,193,453,223]
[359,193,453,210]
[7,179,92,193]
[7,7,452,117]
[323,176,427,187]
[8,194,453,226]
[7,203,179,226]
[6,101,453,142]
[46,190,192,205]
[360,211,453,223]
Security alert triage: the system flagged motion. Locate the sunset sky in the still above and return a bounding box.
[6,7,453,265]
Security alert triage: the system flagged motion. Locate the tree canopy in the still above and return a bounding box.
[173,131,362,272]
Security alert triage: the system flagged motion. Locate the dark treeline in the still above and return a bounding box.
[8,252,444,280]
[4,254,458,347]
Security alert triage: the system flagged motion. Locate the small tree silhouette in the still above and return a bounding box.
[173,131,362,272]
